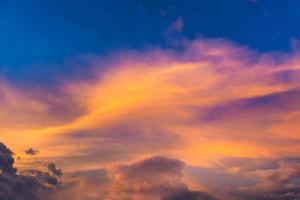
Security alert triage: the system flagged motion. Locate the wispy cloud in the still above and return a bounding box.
[2,38,300,199]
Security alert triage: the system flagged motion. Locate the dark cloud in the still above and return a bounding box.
[0,142,17,175]
[0,173,44,200]
[231,186,300,200]
[201,89,300,123]
[271,69,300,84]
[48,163,62,177]
[164,189,218,200]
[21,169,59,186]
[25,148,39,156]
[0,142,67,200]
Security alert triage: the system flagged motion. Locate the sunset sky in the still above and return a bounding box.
[1,1,300,200]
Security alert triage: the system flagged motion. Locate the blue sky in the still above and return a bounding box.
[1,0,300,86]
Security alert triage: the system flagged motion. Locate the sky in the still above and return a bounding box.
[1,0,300,200]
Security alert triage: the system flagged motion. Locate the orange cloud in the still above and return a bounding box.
[1,38,300,172]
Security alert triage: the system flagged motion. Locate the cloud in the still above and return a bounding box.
[171,17,184,32]
[0,142,68,200]
[235,161,300,200]
[1,142,220,200]
[48,163,62,177]
[191,157,300,200]
[0,142,17,174]
[2,37,300,199]
[1,38,300,167]
[163,190,218,200]
[249,161,300,185]
[107,156,217,200]
[52,39,300,167]
[25,148,39,156]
